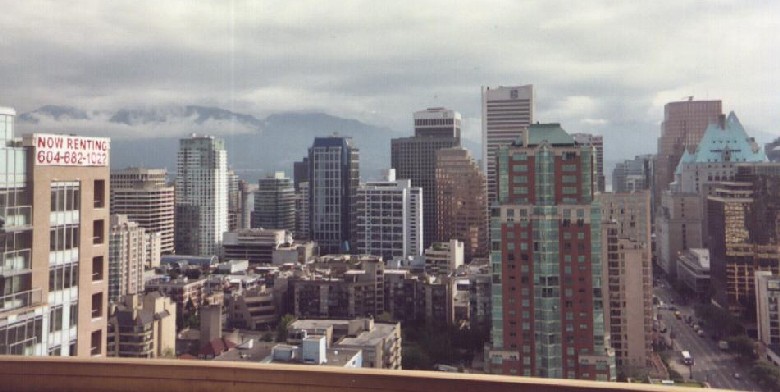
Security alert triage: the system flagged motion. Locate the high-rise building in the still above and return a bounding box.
[296,181,310,241]
[237,180,256,230]
[252,172,296,234]
[612,155,653,193]
[227,170,241,232]
[598,192,653,370]
[755,271,780,349]
[174,135,228,256]
[654,99,722,205]
[108,215,147,304]
[391,107,461,248]
[487,123,615,381]
[435,147,489,261]
[708,163,780,316]
[308,136,359,255]
[482,85,534,205]
[572,133,605,193]
[355,169,422,261]
[110,168,175,254]
[0,107,111,358]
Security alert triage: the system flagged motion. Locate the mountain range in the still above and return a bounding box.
[16,105,480,182]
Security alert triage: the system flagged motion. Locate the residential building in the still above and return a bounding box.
[108,215,146,304]
[288,318,401,370]
[269,336,362,368]
[225,285,277,330]
[227,170,241,232]
[355,169,423,261]
[391,107,460,248]
[110,168,175,255]
[571,133,605,193]
[423,239,464,277]
[612,155,653,194]
[295,181,310,241]
[238,180,256,230]
[653,99,722,205]
[221,228,288,265]
[598,192,653,370]
[676,249,710,300]
[308,136,359,255]
[107,292,176,358]
[435,147,488,261]
[174,135,229,256]
[487,123,615,381]
[482,85,534,205]
[252,172,295,234]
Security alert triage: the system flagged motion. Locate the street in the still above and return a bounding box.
[655,283,764,391]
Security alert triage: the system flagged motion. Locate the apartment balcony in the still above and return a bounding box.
[0,205,32,232]
[0,288,42,312]
[0,356,726,392]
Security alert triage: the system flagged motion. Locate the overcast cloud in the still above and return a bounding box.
[1,1,778,161]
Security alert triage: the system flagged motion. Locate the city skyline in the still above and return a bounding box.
[2,2,779,167]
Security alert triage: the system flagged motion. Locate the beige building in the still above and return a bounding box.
[108,215,146,304]
[24,132,111,357]
[599,192,653,370]
[225,285,277,330]
[107,292,176,358]
[423,239,464,277]
[656,191,703,278]
[110,168,175,255]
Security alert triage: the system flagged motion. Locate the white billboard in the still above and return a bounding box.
[27,134,110,166]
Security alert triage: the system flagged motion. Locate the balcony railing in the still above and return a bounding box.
[0,249,31,276]
[0,288,42,312]
[0,356,724,392]
[0,205,32,232]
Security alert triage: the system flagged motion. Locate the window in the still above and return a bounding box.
[91,293,103,319]
[49,263,79,292]
[50,226,79,251]
[92,220,105,244]
[90,330,102,356]
[49,306,63,333]
[93,180,105,208]
[50,183,80,212]
[92,257,103,281]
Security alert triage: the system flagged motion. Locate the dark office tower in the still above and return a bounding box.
[252,172,296,234]
[482,85,534,206]
[653,99,722,205]
[708,163,780,317]
[308,136,359,255]
[486,124,615,381]
[391,108,460,248]
[434,147,488,262]
[571,133,605,193]
[293,157,309,191]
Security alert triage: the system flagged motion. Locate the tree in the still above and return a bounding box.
[751,360,780,389]
[726,335,757,362]
[402,343,432,370]
[276,314,296,342]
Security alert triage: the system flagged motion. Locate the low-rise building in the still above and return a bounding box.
[222,228,289,265]
[423,239,464,277]
[676,249,711,300]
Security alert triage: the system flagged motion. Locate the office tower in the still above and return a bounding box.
[391,107,461,248]
[107,292,176,358]
[238,180,256,230]
[296,181,310,241]
[227,170,241,232]
[481,85,534,205]
[657,112,765,279]
[435,147,489,261]
[571,133,605,193]
[612,155,653,193]
[0,118,110,357]
[174,135,228,256]
[108,215,146,304]
[308,136,359,255]
[355,169,422,261]
[293,157,310,191]
[487,124,615,381]
[110,168,175,254]
[654,99,722,204]
[598,192,653,370]
[708,163,780,316]
[252,172,296,234]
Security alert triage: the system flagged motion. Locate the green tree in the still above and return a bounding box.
[751,360,780,389]
[276,314,296,342]
[726,335,756,362]
[402,343,432,370]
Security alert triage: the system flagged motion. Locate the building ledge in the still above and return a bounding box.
[0,356,728,392]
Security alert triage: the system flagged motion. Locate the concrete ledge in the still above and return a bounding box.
[0,356,729,392]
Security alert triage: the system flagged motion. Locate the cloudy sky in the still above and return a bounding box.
[1,1,778,160]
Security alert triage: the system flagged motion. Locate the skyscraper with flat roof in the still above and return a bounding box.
[110,168,174,254]
[308,136,359,255]
[174,135,228,256]
[391,108,461,248]
[252,172,296,234]
[482,85,534,206]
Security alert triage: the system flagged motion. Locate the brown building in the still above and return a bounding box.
[487,124,615,381]
[107,292,176,358]
[435,147,488,262]
[653,99,722,205]
[598,192,653,371]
